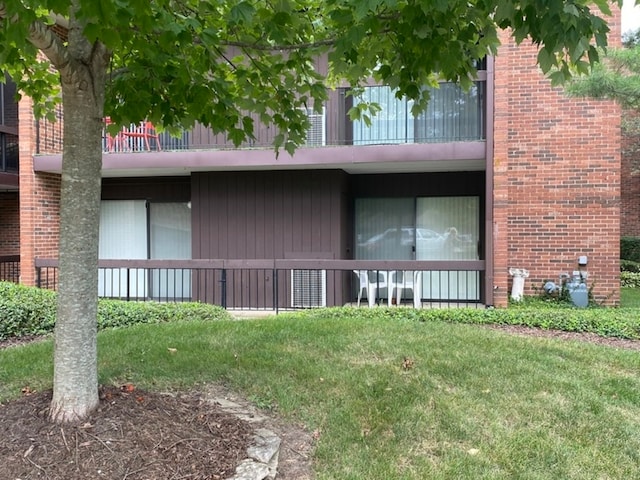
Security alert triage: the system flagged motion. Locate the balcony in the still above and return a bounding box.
[32,80,487,177]
[35,81,486,154]
[0,255,20,283]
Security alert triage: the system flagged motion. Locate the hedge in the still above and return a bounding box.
[621,236,640,263]
[3,282,640,342]
[0,281,230,341]
[281,304,640,340]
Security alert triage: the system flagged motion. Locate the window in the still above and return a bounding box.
[348,83,485,145]
[0,74,18,172]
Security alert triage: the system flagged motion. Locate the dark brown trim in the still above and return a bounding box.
[351,171,484,197]
[101,177,190,202]
[484,56,495,306]
[0,125,18,135]
[35,257,485,271]
[0,172,18,188]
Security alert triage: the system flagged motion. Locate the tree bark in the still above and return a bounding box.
[48,43,108,423]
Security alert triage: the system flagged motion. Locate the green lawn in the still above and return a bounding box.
[621,287,640,308]
[1,315,639,479]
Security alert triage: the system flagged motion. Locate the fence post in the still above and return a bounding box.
[220,269,227,309]
[126,268,130,302]
[274,269,279,314]
[36,267,41,288]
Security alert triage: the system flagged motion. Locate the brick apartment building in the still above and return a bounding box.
[0,21,624,308]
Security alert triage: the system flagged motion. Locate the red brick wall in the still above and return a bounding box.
[18,95,61,286]
[621,111,640,237]
[0,192,19,255]
[493,20,621,306]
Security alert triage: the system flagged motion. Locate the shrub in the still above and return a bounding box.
[97,300,230,329]
[621,259,640,273]
[621,272,640,288]
[621,237,640,262]
[0,282,230,340]
[0,282,56,339]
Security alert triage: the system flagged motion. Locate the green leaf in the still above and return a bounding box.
[229,2,255,24]
[537,47,556,73]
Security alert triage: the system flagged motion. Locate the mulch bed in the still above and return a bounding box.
[0,385,253,480]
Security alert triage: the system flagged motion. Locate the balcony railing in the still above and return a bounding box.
[0,255,20,283]
[35,80,487,154]
[35,258,486,311]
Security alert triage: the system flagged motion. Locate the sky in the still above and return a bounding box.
[622,0,640,35]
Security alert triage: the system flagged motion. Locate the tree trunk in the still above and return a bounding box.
[49,55,107,423]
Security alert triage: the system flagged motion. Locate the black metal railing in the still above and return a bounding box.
[0,255,20,283]
[35,258,486,311]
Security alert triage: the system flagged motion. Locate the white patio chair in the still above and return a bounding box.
[354,270,389,307]
[388,270,422,308]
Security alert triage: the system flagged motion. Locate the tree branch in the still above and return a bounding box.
[0,4,70,70]
[27,19,70,70]
[220,37,338,51]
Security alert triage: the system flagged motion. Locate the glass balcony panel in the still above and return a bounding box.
[1,133,18,172]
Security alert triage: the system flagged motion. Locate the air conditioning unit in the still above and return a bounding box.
[304,107,326,146]
[291,269,326,308]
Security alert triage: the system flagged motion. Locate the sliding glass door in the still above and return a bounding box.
[415,197,479,300]
[99,200,192,299]
[355,198,415,261]
[355,196,480,301]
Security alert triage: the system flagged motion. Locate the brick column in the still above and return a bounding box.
[18,96,61,286]
[492,18,621,305]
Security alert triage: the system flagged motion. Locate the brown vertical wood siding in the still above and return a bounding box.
[192,169,349,307]
[192,170,348,259]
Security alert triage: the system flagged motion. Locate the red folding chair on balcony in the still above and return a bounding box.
[121,121,162,151]
[104,117,127,152]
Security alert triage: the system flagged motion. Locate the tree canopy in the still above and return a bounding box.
[566,29,640,109]
[1,0,619,151]
[0,0,623,423]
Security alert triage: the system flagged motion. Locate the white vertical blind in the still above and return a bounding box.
[416,197,480,300]
[150,203,192,299]
[353,88,411,145]
[98,200,147,298]
[351,83,484,145]
[354,196,481,301]
[355,198,415,260]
